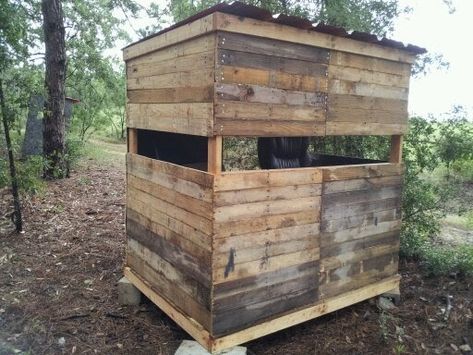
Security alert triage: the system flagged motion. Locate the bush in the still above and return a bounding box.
[421,244,473,276]
[451,159,473,183]
[0,156,46,194]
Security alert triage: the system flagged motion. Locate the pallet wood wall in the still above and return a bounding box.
[214,32,329,136]
[326,51,410,135]
[126,34,216,136]
[126,153,214,329]
[319,164,403,299]
[211,168,322,335]
[124,13,414,138]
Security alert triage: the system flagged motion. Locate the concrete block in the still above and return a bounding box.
[117,277,141,305]
[175,340,247,355]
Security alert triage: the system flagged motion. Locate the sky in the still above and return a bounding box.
[116,0,473,118]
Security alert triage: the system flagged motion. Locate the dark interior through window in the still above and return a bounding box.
[137,129,208,171]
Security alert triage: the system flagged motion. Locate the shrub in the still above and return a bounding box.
[421,244,473,276]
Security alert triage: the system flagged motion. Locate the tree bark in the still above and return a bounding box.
[0,78,23,232]
[42,0,66,179]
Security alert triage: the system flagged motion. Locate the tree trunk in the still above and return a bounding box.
[42,0,66,179]
[0,78,23,233]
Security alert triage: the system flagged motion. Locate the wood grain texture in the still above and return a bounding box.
[328,79,409,100]
[330,50,411,76]
[127,87,214,104]
[128,51,214,79]
[214,13,416,63]
[123,14,215,60]
[217,32,330,63]
[218,49,327,77]
[322,163,403,182]
[127,69,214,90]
[326,122,408,135]
[214,118,325,136]
[217,65,328,92]
[127,103,213,136]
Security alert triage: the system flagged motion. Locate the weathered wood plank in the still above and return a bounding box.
[213,287,317,336]
[213,248,319,284]
[330,50,411,76]
[127,33,216,66]
[127,87,214,104]
[322,163,402,182]
[329,65,409,88]
[128,51,214,79]
[321,230,399,259]
[215,101,325,122]
[129,186,213,235]
[214,273,316,314]
[327,107,407,124]
[214,223,320,251]
[321,219,401,247]
[127,153,213,196]
[321,241,399,273]
[127,198,211,252]
[218,49,327,77]
[389,135,403,163]
[215,168,322,191]
[320,260,398,299]
[127,103,213,136]
[210,276,400,352]
[127,69,214,90]
[214,239,317,268]
[127,128,138,154]
[214,210,319,238]
[127,217,211,284]
[123,14,215,60]
[322,197,401,220]
[323,175,402,194]
[217,32,330,63]
[321,208,401,233]
[215,183,322,207]
[323,186,401,208]
[127,250,211,329]
[329,79,409,100]
[216,83,326,106]
[208,136,223,175]
[127,238,211,310]
[328,94,408,112]
[217,66,328,92]
[127,207,211,257]
[128,174,212,219]
[326,122,408,135]
[214,13,416,63]
[214,118,325,136]
[214,261,316,298]
[215,196,320,223]
[124,268,213,341]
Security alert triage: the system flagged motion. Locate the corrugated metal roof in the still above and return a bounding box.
[125,1,426,55]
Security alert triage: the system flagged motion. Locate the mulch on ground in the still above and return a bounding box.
[0,161,472,354]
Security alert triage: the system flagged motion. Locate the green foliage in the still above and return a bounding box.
[0,156,45,194]
[451,159,473,183]
[421,244,473,276]
[436,106,473,170]
[223,137,259,171]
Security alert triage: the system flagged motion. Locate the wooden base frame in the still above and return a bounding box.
[125,267,400,353]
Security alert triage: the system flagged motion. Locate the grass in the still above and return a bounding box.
[80,137,126,170]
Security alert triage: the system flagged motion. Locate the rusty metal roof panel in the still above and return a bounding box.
[125,1,426,55]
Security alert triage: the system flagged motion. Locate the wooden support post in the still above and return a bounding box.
[389,135,403,163]
[128,128,138,154]
[208,136,222,174]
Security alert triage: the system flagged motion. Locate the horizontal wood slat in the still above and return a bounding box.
[217,32,330,64]
[218,49,327,77]
[217,66,328,92]
[127,103,213,136]
[127,87,214,104]
[214,13,416,63]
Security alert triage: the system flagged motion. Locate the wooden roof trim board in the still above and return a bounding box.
[123,2,425,63]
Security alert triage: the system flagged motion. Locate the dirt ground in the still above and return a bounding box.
[1,154,472,355]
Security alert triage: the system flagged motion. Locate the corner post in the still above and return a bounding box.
[208,136,222,174]
[389,135,403,163]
